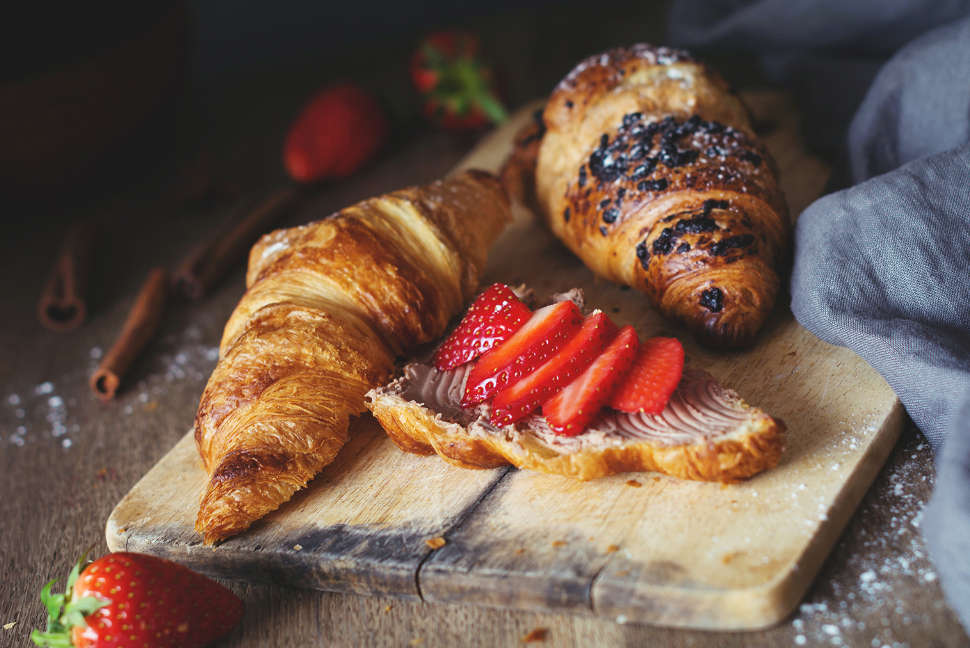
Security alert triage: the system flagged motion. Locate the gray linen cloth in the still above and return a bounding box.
[669,0,970,630]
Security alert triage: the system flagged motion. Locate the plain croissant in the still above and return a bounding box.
[529,44,789,347]
[193,170,511,544]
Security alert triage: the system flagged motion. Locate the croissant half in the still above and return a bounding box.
[533,44,789,346]
[193,170,511,544]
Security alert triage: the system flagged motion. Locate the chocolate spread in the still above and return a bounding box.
[390,361,753,451]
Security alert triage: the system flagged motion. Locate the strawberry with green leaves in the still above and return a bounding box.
[411,31,507,130]
[32,551,242,648]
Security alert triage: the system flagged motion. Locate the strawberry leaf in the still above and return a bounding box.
[62,595,108,628]
[39,581,63,620]
[30,629,73,648]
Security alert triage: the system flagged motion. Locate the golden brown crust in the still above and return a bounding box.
[366,378,784,482]
[194,170,511,544]
[534,44,790,347]
[499,107,545,212]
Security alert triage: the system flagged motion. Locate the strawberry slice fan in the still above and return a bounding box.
[436,283,686,437]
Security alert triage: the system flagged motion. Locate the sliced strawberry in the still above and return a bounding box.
[433,284,531,371]
[490,311,617,426]
[542,325,639,436]
[609,337,685,414]
[462,299,582,407]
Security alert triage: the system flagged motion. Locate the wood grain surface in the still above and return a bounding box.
[107,94,901,630]
[2,3,966,646]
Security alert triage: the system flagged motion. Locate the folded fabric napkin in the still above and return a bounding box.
[669,0,970,630]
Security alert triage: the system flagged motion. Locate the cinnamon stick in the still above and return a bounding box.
[173,185,301,299]
[37,221,96,331]
[90,268,168,401]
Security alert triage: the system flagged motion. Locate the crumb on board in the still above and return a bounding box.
[293,544,303,551]
[3,622,15,630]
[521,627,548,643]
[551,540,567,547]
[515,548,526,555]
[625,479,642,487]
[409,638,424,646]
[384,605,392,612]
[606,544,620,553]
[425,536,446,550]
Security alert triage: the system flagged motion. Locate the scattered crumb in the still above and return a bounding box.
[521,627,548,643]
[652,476,661,482]
[615,615,628,624]
[2,622,15,630]
[293,544,303,551]
[425,537,446,550]
[551,540,567,547]
[625,479,642,488]
[143,401,158,412]
[515,548,526,555]
[409,638,424,646]
[95,467,118,482]
[606,545,620,553]
[384,605,392,612]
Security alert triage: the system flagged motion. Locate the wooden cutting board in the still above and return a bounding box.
[105,93,902,630]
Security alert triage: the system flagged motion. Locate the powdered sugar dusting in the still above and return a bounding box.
[2,323,221,450]
[782,429,947,647]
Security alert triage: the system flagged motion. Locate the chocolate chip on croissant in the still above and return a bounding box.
[534,44,789,347]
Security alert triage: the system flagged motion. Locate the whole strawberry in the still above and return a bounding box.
[32,551,243,648]
[283,82,388,182]
[410,31,507,130]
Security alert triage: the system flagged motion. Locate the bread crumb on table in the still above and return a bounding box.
[521,627,548,642]
[2,622,16,631]
[606,544,620,553]
[551,540,566,547]
[625,479,642,487]
[425,536,446,549]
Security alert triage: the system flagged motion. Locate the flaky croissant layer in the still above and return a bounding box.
[535,44,789,346]
[193,170,511,544]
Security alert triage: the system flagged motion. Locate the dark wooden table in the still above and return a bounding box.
[2,3,966,646]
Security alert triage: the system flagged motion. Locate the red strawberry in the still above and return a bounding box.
[283,82,388,182]
[462,299,582,407]
[543,326,639,436]
[490,311,617,426]
[609,337,685,414]
[433,284,531,371]
[410,31,507,130]
[31,551,243,648]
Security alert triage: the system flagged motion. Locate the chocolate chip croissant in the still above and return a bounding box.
[193,170,511,544]
[532,44,789,346]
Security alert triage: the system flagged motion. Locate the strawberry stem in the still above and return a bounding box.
[31,552,109,647]
[420,44,506,124]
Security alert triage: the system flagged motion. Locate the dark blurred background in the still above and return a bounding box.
[0,1,697,219]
